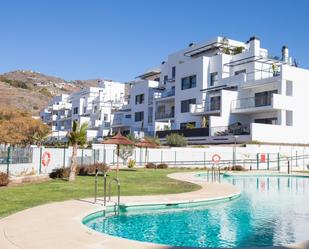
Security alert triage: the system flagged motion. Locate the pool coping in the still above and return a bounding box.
[1,171,308,249]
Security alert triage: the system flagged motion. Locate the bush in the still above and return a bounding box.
[231,165,246,171]
[49,167,70,179]
[0,172,9,186]
[128,159,136,169]
[157,163,168,169]
[78,163,109,176]
[222,165,246,171]
[145,163,157,169]
[165,133,187,147]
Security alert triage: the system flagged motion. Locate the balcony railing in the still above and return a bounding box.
[191,100,221,114]
[154,88,175,100]
[155,112,175,120]
[231,96,273,110]
[210,123,250,136]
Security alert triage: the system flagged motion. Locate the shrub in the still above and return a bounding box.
[231,165,246,171]
[165,133,187,147]
[128,159,136,169]
[145,162,156,169]
[0,172,9,186]
[49,167,70,179]
[78,163,109,175]
[157,163,168,169]
[222,165,246,171]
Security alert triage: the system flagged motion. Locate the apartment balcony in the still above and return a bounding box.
[112,115,131,127]
[231,93,293,114]
[210,123,251,136]
[155,112,175,120]
[190,100,221,116]
[154,88,175,101]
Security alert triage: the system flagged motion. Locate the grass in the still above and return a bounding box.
[0,169,200,218]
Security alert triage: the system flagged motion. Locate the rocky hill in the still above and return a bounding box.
[0,70,103,115]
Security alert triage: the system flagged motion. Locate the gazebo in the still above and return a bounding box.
[102,132,135,178]
[135,138,158,165]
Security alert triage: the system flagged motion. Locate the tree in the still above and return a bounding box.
[67,121,88,181]
[0,108,50,145]
[117,145,134,165]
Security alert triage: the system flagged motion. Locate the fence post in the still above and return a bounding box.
[295,151,298,167]
[267,153,270,170]
[256,153,259,170]
[6,146,11,176]
[113,149,115,165]
[81,148,84,167]
[103,147,106,164]
[39,146,43,174]
[287,160,290,174]
[161,150,163,163]
[93,149,96,164]
[174,151,177,166]
[277,153,280,171]
[203,151,206,169]
[63,147,66,168]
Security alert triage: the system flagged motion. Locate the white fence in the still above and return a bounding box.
[1,144,309,176]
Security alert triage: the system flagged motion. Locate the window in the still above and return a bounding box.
[286,111,293,126]
[148,107,153,123]
[210,72,218,86]
[235,69,246,75]
[135,111,144,122]
[181,75,196,90]
[164,75,168,85]
[255,90,277,107]
[286,80,293,96]
[181,98,196,113]
[104,114,108,121]
[135,94,144,105]
[73,107,78,114]
[172,66,176,79]
[125,114,131,119]
[210,96,221,111]
[254,117,277,125]
[93,106,98,112]
[180,122,196,130]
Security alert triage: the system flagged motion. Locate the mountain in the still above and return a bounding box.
[0,70,103,115]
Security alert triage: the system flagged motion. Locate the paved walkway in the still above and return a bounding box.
[0,172,308,249]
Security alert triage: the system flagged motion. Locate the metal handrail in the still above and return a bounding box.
[94,170,107,204]
[108,178,121,215]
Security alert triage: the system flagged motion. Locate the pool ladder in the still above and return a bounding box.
[94,171,121,215]
[206,166,221,183]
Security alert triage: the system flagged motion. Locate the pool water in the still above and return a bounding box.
[84,175,309,248]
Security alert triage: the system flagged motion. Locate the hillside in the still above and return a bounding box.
[0,70,103,115]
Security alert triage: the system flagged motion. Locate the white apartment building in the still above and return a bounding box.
[41,80,126,141]
[113,36,309,144]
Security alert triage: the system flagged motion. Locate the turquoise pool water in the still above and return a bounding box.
[84,175,309,248]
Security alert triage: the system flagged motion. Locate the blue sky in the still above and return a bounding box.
[0,0,308,82]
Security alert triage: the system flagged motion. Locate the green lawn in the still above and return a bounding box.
[0,169,200,218]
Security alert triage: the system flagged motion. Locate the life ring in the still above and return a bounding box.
[42,151,51,167]
[212,154,221,163]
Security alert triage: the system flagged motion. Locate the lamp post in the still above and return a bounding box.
[233,135,239,167]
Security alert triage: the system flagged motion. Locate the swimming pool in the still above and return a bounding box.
[83,174,309,248]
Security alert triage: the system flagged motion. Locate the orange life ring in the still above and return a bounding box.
[42,151,51,167]
[212,154,221,163]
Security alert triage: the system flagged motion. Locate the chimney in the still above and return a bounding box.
[247,36,260,55]
[282,45,289,63]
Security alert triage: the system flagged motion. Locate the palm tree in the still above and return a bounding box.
[67,121,88,182]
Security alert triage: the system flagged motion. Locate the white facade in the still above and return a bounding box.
[113,36,309,144]
[41,80,126,141]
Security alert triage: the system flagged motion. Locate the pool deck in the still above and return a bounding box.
[0,171,308,249]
